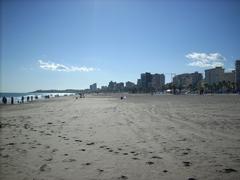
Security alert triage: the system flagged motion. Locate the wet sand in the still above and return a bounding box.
[0,94,240,180]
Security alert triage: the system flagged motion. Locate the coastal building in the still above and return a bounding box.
[173,72,202,89]
[152,73,165,91]
[116,82,124,92]
[101,86,108,91]
[236,60,240,91]
[223,71,235,83]
[90,83,97,91]
[125,81,135,88]
[205,67,224,85]
[108,81,117,91]
[137,79,142,88]
[141,72,153,91]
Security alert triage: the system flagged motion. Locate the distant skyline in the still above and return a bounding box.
[1,0,240,92]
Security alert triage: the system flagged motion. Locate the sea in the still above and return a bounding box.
[0,92,75,104]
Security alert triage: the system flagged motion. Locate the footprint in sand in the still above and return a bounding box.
[63,158,77,162]
[52,148,58,153]
[118,175,128,179]
[75,139,82,142]
[151,156,162,159]
[39,164,51,172]
[97,169,104,173]
[86,142,95,145]
[183,161,191,167]
[222,168,237,173]
[146,161,154,165]
[83,162,91,166]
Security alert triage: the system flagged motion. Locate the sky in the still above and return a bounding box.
[1,0,240,92]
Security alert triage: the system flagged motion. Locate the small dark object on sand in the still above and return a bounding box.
[183,161,191,167]
[86,142,95,145]
[40,164,51,172]
[118,175,128,179]
[223,168,237,173]
[97,169,104,172]
[146,161,154,165]
[152,156,162,159]
[188,178,196,180]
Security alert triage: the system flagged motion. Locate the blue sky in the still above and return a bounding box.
[1,0,240,92]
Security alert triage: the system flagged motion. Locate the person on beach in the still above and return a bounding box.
[27,96,30,102]
[11,97,14,104]
[21,96,24,103]
[2,96,7,104]
[31,96,33,101]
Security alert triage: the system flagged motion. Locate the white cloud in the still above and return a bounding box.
[38,60,96,72]
[186,52,225,68]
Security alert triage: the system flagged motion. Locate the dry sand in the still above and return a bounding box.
[0,94,240,180]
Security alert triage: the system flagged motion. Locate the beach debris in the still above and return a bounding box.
[123,153,128,155]
[132,157,139,160]
[163,170,168,173]
[188,178,196,180]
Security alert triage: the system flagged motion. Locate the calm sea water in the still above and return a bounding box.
[0,92,74,104]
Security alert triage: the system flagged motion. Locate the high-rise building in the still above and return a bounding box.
[236,60,240,91]
[116,82,124,91]
[137,79,142,88]
[223,71,235,83]
[141,72,152,91]
[108,81,117,91]
[125,81,135,88]
[205,67,224,85]
[173,72,202,89]
[90,83,97,91]
[152,73,165,91]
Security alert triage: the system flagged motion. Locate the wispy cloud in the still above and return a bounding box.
[38,60,96,72]
[186,52,225,68]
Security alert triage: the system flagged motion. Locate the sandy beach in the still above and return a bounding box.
[0,94,240,180]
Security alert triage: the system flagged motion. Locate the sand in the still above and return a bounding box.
[0,94,240,180]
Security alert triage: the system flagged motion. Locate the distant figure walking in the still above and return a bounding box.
[27,96,30,102]
[31,96,33,101]
[2,96,7,104]
[11,97,14,104]
[21,96,24,103]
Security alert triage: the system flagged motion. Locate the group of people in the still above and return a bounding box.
[1,96,14,104]
[1,95,39,105]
